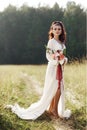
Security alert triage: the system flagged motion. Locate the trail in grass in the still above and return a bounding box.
[20,72,73,130]
[20,72,43,96]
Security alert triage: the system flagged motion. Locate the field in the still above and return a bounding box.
[0,61,86,130]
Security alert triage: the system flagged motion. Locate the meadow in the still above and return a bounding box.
[0,61,86,130]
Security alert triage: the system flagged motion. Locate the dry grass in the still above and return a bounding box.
[0,61,86,130]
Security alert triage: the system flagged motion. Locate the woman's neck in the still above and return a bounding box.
[54,36,60,43]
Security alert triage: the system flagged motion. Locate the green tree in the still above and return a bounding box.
[64,2,86,61]
[0,2,86,64]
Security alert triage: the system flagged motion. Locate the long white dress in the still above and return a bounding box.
[6,38,71,120]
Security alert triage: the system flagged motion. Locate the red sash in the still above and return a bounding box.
[56,64,62,89]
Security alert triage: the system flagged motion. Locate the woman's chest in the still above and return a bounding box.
[52,42,63,51]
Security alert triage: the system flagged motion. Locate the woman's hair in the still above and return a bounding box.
[48,21,66,43]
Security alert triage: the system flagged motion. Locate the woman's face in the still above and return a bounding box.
[52,24,62,37]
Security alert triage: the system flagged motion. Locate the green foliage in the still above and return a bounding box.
[63,2,86,61]
[63,48,66,56]
[71,107,86,130]
[0,2,86,64]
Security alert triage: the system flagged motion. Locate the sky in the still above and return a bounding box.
[0,0,86,12]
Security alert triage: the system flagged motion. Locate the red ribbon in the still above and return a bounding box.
[56,64,62,89]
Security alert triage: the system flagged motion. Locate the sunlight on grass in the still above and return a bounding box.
[64,62,86,108]
[0,61,86,130]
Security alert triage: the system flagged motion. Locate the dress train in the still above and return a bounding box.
[6,64,71,120]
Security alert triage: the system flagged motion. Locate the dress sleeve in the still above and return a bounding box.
[46,40,58,65]
[58,44,68,65]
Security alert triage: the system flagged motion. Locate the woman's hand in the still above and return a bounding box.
[51,54,56,60]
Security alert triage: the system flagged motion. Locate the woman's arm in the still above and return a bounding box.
[46,40,58,65]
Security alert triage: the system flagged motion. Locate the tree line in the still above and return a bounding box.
[0,2,86,64]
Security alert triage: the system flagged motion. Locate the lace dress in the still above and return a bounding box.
[6,38,71,120]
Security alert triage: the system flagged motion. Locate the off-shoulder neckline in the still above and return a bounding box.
[53,38,62,44]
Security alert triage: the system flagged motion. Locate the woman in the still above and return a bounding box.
[6,21,71,120]
[44,21,71,119]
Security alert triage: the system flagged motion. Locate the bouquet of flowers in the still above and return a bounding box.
[45,44,66,65]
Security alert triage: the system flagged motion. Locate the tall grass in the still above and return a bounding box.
[0,61,86,130]
[0,65,54,130]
